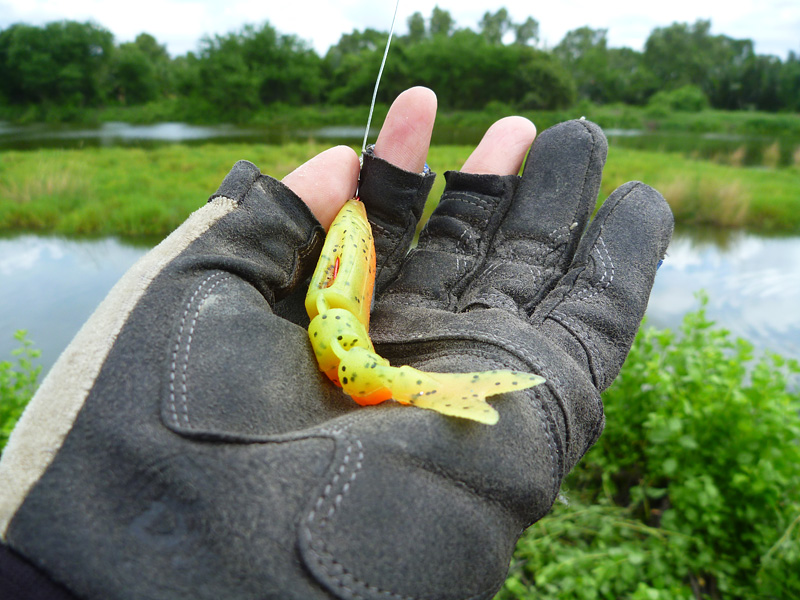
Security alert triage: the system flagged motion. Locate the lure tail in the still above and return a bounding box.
[337,347,544,424]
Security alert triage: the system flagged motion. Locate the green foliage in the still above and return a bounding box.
[109,34,174,105]
[323,23,573,111]
[186,23,323,120]
[401,30,574,110]
[778,52,800,112]
[110,42,160,104]
[498,298,800,598]
[648,85,710,112]
[0,21,114,111]
[554,27,658,106]
[0,331,41,454]
[2,12,799,121]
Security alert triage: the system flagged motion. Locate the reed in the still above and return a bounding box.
[1,143,798,237]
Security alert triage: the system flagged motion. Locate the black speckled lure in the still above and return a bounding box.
[305,199,544,424]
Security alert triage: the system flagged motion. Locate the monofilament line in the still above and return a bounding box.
[361,0,401,155]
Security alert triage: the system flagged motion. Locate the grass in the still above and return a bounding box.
[1,142,799,237]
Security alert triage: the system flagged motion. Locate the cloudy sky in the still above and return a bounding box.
[1,0,797,59]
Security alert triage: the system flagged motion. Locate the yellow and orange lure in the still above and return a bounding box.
[305,199,544,424]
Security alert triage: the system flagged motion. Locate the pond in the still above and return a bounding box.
[1,228,798,377]
[1,121,797,167]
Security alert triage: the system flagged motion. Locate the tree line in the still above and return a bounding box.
[0,8,798,121]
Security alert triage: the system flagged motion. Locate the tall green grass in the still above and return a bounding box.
[2,143,798,236]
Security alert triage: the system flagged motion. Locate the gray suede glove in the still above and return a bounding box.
[0,119,672,600]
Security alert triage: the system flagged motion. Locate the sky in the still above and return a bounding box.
[0,0,798,60]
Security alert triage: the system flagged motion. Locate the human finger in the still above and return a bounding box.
[282,145,360,229]
[360,87,437,294]
[461,116,536,176]
[372,86,437,173]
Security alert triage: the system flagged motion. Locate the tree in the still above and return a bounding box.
[554,27,657,105]
[479,8,511,45]
[403,30,573,110]
[109,33,173,104]
[407,12,426,43]
[0,21,113,107]
[324,28,388,69]
[191,23,322,117]
[429,6,454,37]
[777,51,800,112]
[553,27,609,101]
[514,17,539,46]
[110,43,159,104]
[644,20,756,105]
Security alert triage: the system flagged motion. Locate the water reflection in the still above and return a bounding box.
[648,228,800,360]
[0,121,292,150]
[2,121,797,166]
[1,230,799,376]
[0,236,147,372]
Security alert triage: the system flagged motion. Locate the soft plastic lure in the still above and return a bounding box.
[305,198,544,424]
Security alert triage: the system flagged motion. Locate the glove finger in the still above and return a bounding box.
[531,181,674,390]
[458,120,608,314]
[201,160,333,305]
[358,149,436,295]
[379,167,520,310]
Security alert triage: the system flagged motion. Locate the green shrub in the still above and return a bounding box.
[648,85,710,112]
[499,297,800,599]
[0,331,41,454]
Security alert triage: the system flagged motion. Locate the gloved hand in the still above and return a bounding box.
[0,87,673,600]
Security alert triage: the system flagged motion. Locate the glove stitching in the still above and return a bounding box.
[303,429,425,600]
[168,272,230,428]
[439,191,494,216]
[547,309,605,390]
[544,177,639,316]
[380,292,451,311]
[368,219,398,240]
[304,424,508,600]
[570,236,614,303]
[462,289,522,316]
[277,221,324,302]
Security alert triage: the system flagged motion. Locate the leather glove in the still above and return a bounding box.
[0,119,672,600]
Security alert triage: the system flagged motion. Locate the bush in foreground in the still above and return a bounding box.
[499,298,800,599]
[0,330,40,452]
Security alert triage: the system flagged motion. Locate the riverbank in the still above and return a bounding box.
[1,143,798,236]
[3,100,800,140]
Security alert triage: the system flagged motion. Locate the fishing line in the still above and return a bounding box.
[361,0,401,156]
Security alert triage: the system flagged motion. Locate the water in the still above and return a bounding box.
[1,121,796,166]
[647,228,800,361]
[0,121,287,150]
[0,236,149,372]
[1,229,799,376]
